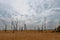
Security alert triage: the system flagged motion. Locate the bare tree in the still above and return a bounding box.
[41,22,44,32]
[11,20,17,33]
[0,19,7,32]
[37,27,40,32]
[4,24,7,32]
[15,20,18,31]
[44,17,47,31]
[24,23,27,30]
[21,26,23,31]
[58,20,60,26]
[11,20,14,30]
[34,27,36,30]
[19,27,21,31]
[15,18,19,31]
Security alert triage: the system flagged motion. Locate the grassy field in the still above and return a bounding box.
[0,30,60,40]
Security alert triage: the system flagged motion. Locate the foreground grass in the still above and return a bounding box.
[0,30,60,40]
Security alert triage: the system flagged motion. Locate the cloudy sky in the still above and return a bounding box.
[0,0,60,29]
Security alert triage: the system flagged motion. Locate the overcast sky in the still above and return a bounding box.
[0,0,60,29]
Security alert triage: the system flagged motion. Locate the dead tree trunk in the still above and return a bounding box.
[44,17,47,31]
[41,22,44,32]
[4,24,7,32]
[24,23,27,30]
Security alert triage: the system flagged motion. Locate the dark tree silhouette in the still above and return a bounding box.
[56,26,60,32]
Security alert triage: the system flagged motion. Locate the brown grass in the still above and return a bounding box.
[0,30,60,40]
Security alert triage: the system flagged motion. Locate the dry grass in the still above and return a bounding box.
[0,30,60,40]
